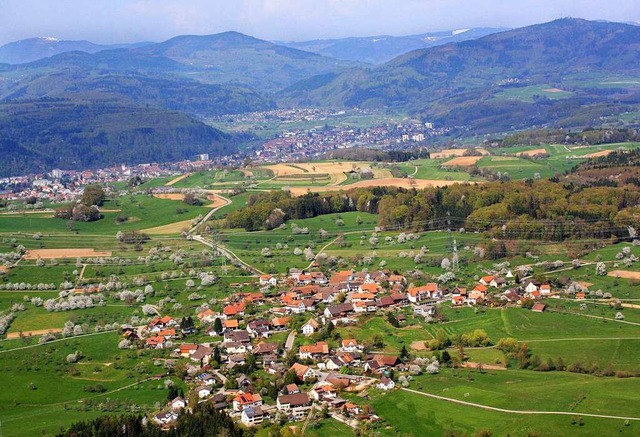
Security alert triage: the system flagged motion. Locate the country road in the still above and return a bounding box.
[401,388,640,421]
[285,330,296,351]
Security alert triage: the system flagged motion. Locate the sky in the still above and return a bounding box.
[0,0,639,45]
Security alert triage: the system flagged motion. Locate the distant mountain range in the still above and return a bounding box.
[277,28,508,64]
[280,18,640,134]
[0,18,639,176]
[0,37,151,65]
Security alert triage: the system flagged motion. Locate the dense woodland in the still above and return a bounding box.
[57,404,243,437]
[224,179,640,242]
[496,128,640,147]
[321,148,431,162]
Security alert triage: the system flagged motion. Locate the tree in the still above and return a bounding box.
[80,185,106,206]
[441,350,452,365]
[400,345,409,360]
[213,317,223,334]
[284,369,299,385]
[387,313,399,328]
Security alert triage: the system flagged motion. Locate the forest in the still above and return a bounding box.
[224,179,640,242]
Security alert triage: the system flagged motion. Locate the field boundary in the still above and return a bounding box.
[401,388,640,421]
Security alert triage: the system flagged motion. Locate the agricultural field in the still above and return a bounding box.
[2,146,640,436]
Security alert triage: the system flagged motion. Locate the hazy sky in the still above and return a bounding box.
[1,0,638,45]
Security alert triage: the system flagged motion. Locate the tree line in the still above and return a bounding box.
[224,179,640,242]
[57,403,244,437]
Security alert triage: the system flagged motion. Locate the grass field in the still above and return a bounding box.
[0,332,171,437]
[372,381,638,436]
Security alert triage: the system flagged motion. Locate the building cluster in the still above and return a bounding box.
[124,263,563,430]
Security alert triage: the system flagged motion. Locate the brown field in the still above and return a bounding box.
[0,266,9,273]
[608,270,640,280]
[288,178,461,196]
[240,169,254,177]
[144,219,194,235]
[153,192,227,208]
[6,328,63,339]
[461,361,506,371]
[443,156,482,167]
[24,248,112,260]
[153,193,184,201]
[583,150,614,159]
[410,340,427,351]
[431,148,488,159]
[165,174,189,186]
[517,148,547,157]
[265,162,393,186]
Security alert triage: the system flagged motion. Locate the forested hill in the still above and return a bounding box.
[279,19,640,134]
[0,100,232,177]
[224,180,640,246]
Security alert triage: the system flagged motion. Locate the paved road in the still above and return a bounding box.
[192,235,263,276]
[285,330,296,351]
[401,388,640,421]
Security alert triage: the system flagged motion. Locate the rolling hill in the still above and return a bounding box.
[279,19,640,133]
[0,37,151,65]
[278,27,507,64]
[0,100,233,177]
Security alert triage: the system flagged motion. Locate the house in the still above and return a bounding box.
[284,383,300,394]
[271,316,290,331]
[259,274,277,287]
[223,302,246,317]
[406,283,439,303]
[153,411,178,426]
[241,406,265,425]
[376,376,395,391]
[277,393,312,419]
[451,295,465,306]
[324,303,354,318]
[179,343,198,357]
[479,275,495,286]
[253,342,279,355]
[531,303,546,313]
[290,363,316,381]
[323,357,345,371]
[301,318,320,336]
[287,298,317,314]
[224,330,250,343]
[413,305,435,317]
[490,277,506,288]
[223,319,239,330]
[576,292,586,300]
[148,315,176,333]
[169,397,187,410]
[523,280,541,294]
[196,308,218,324]
[191,345,212,365]
[195,385,213,399]
[247,319,271,338]
[539,284,552,295]
[340,339,361,353]
[233,392,263,411]
[146,335,166,349]
[299,341,329,359]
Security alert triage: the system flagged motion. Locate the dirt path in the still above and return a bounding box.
[401,388,640,421]
[166,174,189,186]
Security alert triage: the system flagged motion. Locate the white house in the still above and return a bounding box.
[376,376,395,391]
[301,318,319,336]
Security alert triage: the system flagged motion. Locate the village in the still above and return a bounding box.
[132,264,566,431]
